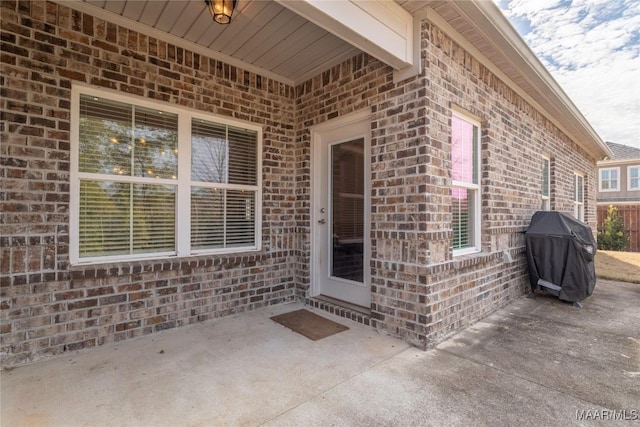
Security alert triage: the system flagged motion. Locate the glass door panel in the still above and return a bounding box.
[330,138,364,283]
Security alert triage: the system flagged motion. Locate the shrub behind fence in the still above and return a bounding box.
[597,205,640,252]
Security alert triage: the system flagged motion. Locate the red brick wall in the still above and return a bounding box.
[597,205,640,252]
[1,0,297,366]
[417,22,597,345]
[1,0,601,366]
[293,54,395,302]
[294,20,597,348]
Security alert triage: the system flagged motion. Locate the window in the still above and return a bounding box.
[451,112,481,255]
[628,166,640,191]
[574,173,584,222]
[599,167,619,191]
[541,156,550,210]
[71,87,261,264]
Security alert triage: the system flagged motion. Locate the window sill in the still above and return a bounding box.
[69,249,269,274]
[451,250,500,270]
[452,247,481,257]
[72,245,262,267]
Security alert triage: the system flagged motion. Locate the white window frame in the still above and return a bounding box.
[599,167,620,192]
[574,172,584,222]
[628,165,640,191]
[541,155,550,211]
[70,85,262,265]
[451,111,481,257]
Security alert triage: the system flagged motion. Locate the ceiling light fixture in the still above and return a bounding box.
[205,0,237,25]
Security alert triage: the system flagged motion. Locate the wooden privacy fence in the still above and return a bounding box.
[597,204,640,252]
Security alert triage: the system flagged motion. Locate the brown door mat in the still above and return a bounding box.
[270,309,349,341]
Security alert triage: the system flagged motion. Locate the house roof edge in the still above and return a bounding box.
[458,1,613,160]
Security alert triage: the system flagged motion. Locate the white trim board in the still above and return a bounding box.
[277,0,414,70]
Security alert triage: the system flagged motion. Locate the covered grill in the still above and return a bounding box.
[525,211,597,306]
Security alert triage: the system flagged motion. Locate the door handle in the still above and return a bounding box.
[318,219,326,224]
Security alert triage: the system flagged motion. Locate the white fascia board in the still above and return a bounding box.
[276,0,414,70]
[598,158,640,166]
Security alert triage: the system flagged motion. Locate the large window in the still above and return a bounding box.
[599,167,619,191]
[574,173,584,222]
[71,87,261,264]
[628,166,640,191]
[451,112,481,255]
[541,156,550,210]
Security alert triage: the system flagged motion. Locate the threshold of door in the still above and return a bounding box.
[305,295,371,327]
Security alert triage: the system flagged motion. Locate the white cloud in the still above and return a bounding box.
[555,56,639,144]
[497,0,640,148]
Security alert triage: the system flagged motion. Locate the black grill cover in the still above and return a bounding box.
[525,211,597,302]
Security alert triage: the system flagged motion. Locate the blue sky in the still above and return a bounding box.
[495,0,640,149]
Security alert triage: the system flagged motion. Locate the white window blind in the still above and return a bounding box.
[72,87,261,264]
[541,157,550,210]
[576,175,584,203]
[451,112,481,255]
[78,95,178,258]
[190,119,258,251]
[452,187,473,249]
[574,173,584,222]
[332,140,365,243]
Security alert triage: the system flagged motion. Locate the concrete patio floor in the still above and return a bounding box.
[2,279,638,426]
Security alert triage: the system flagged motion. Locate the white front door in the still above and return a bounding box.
[311,111,371,308]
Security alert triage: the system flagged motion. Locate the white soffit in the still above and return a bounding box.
[276,0,414,71]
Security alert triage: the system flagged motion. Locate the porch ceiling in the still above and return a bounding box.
[79,0,362,84]
[67,0,610,158]
[74,0,496,87]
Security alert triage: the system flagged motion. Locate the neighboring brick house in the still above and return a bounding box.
[597,142,640,251]
[1,0,611,367]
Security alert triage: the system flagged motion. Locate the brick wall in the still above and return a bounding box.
[294,54,396,301]
[293,20,598,349]
[411,22,596,345]
[1,0,600,366]
[1,0,297,366]
[420,22,596,345]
